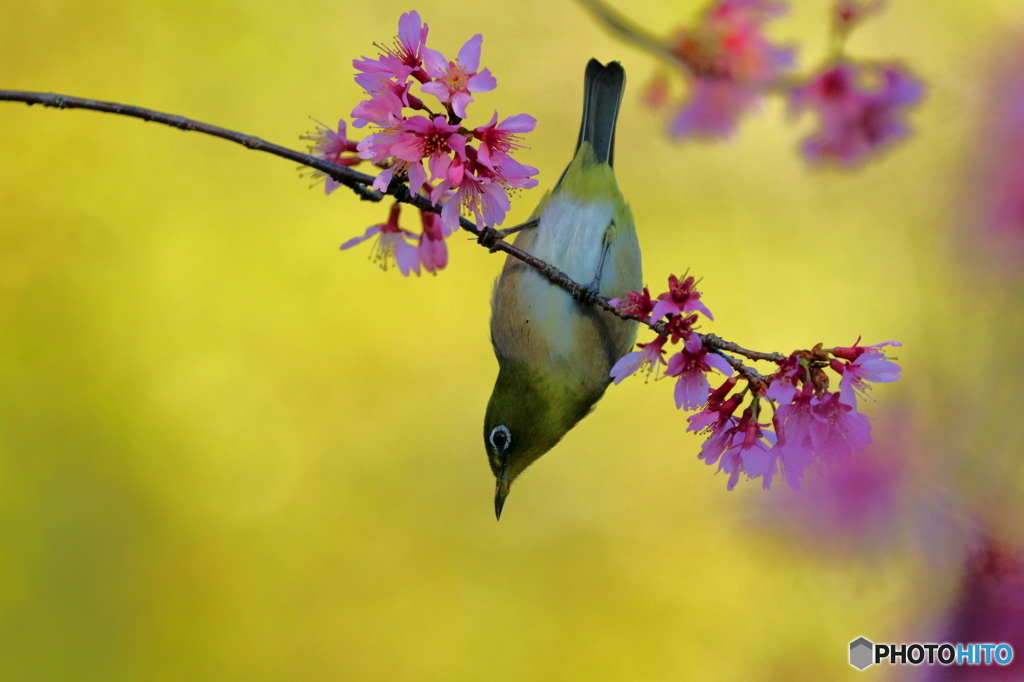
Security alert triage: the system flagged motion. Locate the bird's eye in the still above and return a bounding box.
[489,425,511,453]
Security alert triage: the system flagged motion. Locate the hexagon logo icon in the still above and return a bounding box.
[850,637,874,670]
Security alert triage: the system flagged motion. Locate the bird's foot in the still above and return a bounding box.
[476,226,505,253]
[573,281,602,306]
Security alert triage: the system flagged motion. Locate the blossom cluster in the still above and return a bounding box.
[610,273,902,491]
[609,274,731,411]
[306,11,538,276]
[629,0,923,166]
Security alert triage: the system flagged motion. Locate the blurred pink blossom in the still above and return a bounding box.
[667,0,794,138]
[973,41,1024,260]
[925,536,1024,680]
[789,61,924,167]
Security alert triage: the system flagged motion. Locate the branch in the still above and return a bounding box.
[0,90,388,202]
[0,89,786,384]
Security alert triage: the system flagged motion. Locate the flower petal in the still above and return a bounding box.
[457,34,483,72]
[340,224,382,250]
[372,167,394,192]
[468,68,497,94]
[705,352,735,376]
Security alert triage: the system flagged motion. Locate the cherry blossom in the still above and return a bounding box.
[667,0,794,138]
[429,148,538,232]
[417,211,448,274]
[832,343,902,408]
[339,203,420,276]
[581,0,923,166]
[650,273,714,321]
[302,119,361,194]
[473,113,537,170]
[609,287,654,321]
[789,61,923,167]
[665,333,734,410]
[352,10,430,88]
[422,34,497,119]
[610,335,669,384]
[710,407,777,490]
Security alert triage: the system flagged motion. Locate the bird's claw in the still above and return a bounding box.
[476,226,504,253]
[573,283,601,306]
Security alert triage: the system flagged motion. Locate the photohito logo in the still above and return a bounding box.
[849,637,1014,670]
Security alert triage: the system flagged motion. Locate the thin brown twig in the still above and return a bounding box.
[0,88,789,387]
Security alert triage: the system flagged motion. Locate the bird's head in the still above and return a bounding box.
[484,360,599,520]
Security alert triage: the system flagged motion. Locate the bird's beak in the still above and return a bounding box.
[494,465,511,521]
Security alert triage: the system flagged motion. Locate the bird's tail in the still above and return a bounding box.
[574,59,625,167]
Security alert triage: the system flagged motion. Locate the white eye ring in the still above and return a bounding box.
[489,425,511,454]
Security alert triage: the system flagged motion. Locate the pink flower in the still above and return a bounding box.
[490,155,540,192]
[665,334,735,410]
[422,34,497,119]
[714,407,777,490]
[351,86,410,129]
[341,13,538,232]
[834,347,902,409]
[340,203,421,276]
[610,335,669,384]
[807,391,873,460]
[417,211,448,274]
[431,165,506,232]
[301,119,361,194]
[429,147,537,231]
[609,287,655,321]
[392,115,468,194]
[687,378,742,434]
[765,353,803,407]
[789,61,924,167]
[651,273,714,321]
[667,0,794,139]
[353,10,430,88]
[473,113,537,170]
[767,386,873,490]
[764,439,814,491]
[670,80,759,139]
[358,115,470,194]
[391,116,467,166]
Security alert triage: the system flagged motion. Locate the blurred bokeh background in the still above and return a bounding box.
[2,0,1024,679]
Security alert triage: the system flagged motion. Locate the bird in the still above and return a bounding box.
[484,58,642,520]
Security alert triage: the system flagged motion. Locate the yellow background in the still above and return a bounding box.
[1,0,1022,679]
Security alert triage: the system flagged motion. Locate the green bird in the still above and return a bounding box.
[485,59,642,519]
